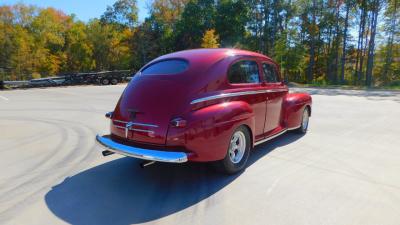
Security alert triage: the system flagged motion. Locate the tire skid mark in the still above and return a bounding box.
[0,146,97,220]
[0,130,58,153]
[0,95,9,101]
[0,118,91,184]
[0,116,99,219]
[0,119,69,199]
[0,147,98,222]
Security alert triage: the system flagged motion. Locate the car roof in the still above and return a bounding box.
[136,49,278,93]
[155,48,272,62]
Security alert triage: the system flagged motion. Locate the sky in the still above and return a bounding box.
[1,0,150,22]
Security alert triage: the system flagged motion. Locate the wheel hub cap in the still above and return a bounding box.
[229,131,246,164]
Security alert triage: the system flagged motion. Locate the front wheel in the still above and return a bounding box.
[215,126,251,174]
[296,107,310,134]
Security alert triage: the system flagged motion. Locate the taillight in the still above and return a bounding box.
[170,118,187,128]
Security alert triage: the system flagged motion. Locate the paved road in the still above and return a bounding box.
[1,85,400,225]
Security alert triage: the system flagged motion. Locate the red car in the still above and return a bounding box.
[96,48,312,174]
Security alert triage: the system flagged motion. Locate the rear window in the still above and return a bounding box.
[141,59,188,75]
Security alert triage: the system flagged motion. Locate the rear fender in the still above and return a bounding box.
[167,101,254,161]
[283,93,312,129]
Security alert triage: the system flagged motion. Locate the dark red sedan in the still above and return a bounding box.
[96,48,312,173]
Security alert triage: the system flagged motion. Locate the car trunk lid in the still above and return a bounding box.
[112,75,189,145]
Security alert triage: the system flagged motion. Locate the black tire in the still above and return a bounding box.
[110,78,119,85]
[296,107,310,134]
[101,78,110,85]
[215,126,251,174]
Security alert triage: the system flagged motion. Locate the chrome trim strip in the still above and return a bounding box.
[114,125,154,134]
[270,89,287,92]
[96,135,188,163]
[287,125,301,131]
[268,89,287,92]
[190,89,287,104]
[114,125,155,133]
[191,90,267,104]
[254,129,287,146]
[130,128,155,134]
[113,119,127,123]
[113,120,158,128]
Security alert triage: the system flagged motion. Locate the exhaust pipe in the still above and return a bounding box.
[140,161,155,168]
[102,150,115,156]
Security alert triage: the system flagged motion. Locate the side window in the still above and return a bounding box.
[262,63,279,83]
[228,60,260,84]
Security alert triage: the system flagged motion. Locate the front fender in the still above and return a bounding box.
[284,93,312,129]
[167,101,254,161]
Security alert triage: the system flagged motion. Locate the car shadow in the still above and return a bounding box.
[45,132,303,225]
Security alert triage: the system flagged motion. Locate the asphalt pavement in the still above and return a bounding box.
[1,85,400,225]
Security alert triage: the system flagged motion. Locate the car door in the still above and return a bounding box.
[261,62,288,133]
[227,58,267,140]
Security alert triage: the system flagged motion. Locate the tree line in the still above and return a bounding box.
[0,0,399,87]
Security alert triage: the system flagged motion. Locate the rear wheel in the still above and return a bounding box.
[215,126,251,174]
[296,107,310,134]
[110,78,118,85]
[101,78,110,85]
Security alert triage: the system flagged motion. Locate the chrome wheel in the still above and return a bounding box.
[215,126,250,174]
[302,108,309,131]
[228,130,246,164]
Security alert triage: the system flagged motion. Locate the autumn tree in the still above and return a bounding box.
[381,0,399,85]
[201,29,219,48]
[175,0,216,49]
[340,0,353,84]
[215,0,249,47]
[64,21,94,72]
[101,0,138,28]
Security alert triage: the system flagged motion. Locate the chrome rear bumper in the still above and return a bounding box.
[95,135,188,163]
